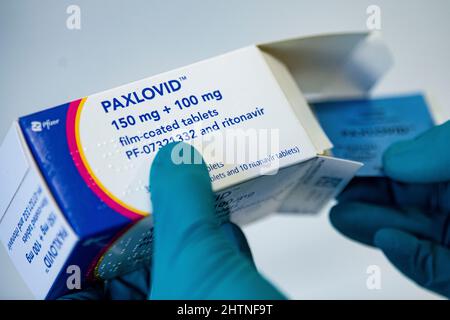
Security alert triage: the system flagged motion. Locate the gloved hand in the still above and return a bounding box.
[149,142,285,299]
[62,142,285,300]
[59,267,151,300]
[330,121,450,298]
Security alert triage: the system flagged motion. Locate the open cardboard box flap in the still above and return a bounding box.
[258,32,392,101]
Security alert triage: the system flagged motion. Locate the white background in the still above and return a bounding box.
[1,0,449,299]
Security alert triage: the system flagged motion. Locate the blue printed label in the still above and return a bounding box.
[312,94,435,176]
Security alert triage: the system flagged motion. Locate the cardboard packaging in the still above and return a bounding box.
[0,32,391,299]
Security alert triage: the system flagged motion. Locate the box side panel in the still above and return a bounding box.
[0,124,78,299]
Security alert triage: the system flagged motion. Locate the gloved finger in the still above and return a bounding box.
[329,201,442,247]
[150,142,285,299]
[383,120,450,183]
[375,228,450,298]
[338,177,445,212]
[220,222,255,267]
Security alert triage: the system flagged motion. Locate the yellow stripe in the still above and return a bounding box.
[75,98,148,216]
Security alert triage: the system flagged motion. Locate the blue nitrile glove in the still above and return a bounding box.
[149,142,286,299]
[330,121,450,298]
[59,268,151,300]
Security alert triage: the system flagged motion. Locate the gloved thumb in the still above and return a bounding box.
[149,142,284,299]
[150,142,220,233]
[150,142,253,260]
[374,228,450,298]
[383,120,450,183]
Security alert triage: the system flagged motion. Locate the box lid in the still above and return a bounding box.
[258,32,392,101]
